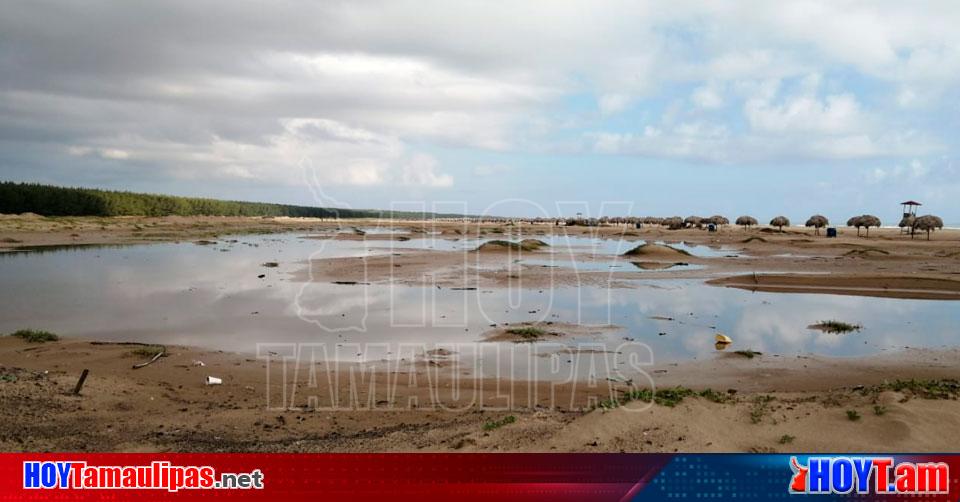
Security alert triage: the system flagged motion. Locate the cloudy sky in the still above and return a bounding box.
[1,1,959,221]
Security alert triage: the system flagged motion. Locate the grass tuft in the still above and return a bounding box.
[506,327,548,339]
[750,395,775,424]
[809,320,862,334]
[482,415,516,431]
[878,379,960,400]
[698,388,730,404]
[594,386,729,410]
[9,329,59,343]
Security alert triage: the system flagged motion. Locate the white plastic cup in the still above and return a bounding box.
[205,376,222,385]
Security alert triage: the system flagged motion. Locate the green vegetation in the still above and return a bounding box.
[649,387,698,407]
[0,181,468,219]
[846,410,861,421]
[506,326,548,339]
[873,405,887,416]
[750,395,775,424]
[873,378,960,400]
[482,415,516,431]
[733,349,762,359]
[778,434,795,445]
[8,329,59,343]
[809,320,862,334]
[595,386,728,410]
[698,388,731,404]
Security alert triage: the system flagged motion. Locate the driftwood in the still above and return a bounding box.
[132,346,166,369]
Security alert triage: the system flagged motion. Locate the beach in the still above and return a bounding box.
[2,214,960,452]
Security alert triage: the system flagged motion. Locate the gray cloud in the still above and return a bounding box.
[1,0,959,204]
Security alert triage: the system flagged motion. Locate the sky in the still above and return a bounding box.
[1,1,959,222]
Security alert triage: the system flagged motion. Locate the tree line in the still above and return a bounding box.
[0,182,459,219]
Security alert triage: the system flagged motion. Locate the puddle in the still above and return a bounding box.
[517,258,704,272]
[0,243,134,255]
[1,233,956,377]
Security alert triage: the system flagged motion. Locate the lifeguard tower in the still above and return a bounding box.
[900,200,921,234]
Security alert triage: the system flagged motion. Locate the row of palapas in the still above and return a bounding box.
[662,213,943,239]
[483,214,944,239]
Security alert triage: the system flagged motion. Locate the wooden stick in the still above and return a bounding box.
[132,347,165,369]
[73,369,89,395]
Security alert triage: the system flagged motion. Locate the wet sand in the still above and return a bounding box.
[2,214,960,452]
[3,214,959,289]
[708,274,960,300]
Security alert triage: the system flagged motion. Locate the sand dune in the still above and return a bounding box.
[622,243,690,258]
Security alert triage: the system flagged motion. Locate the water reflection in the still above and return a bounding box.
[1,233,956,371]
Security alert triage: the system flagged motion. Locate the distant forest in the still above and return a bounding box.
[0,182,464,219]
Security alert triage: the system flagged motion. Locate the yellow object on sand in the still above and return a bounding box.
[715,333,732,344]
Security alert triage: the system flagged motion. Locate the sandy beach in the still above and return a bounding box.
[3,336,960,453]
[2,214,960,452]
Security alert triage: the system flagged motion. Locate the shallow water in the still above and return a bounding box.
[516,258,704,272]
[1,233,957,376]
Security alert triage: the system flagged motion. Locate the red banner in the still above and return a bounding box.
[1,453,671,501]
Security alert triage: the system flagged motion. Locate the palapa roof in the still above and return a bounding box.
[900,200,922,206]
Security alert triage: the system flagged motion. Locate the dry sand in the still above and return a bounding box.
[3,337,960,453]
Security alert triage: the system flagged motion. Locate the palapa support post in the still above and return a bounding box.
[73,369,89,395]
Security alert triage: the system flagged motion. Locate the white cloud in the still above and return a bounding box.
[589,121,731,162]
[66,146,93,156]
[867,159,931,185]
[598,93,632,116]
[911,158,930,177]
[745,93,864,135]
[399,154,453,187]
[896,88,919,108]
[585,67,942,163]
[99,148,130,160]
[690,84,724,109]
[59,117,454,188]
[67,145,130,160]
